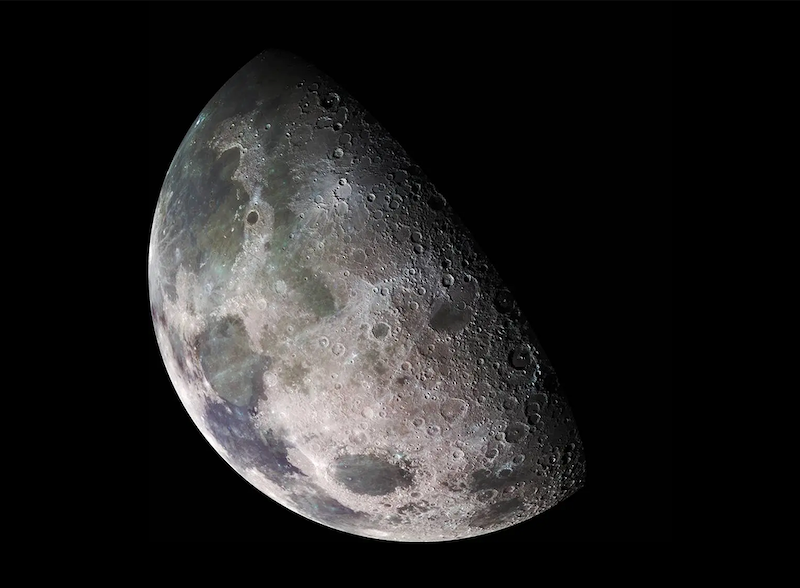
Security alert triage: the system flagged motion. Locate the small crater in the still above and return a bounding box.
[428,194,446,211]
[397,500,430,516]
[494,289,514,313]
[510,344,533,370]
[372,322,390,339]
[526,393,547,425]
[320,92,340,110]
[246,211,259,224]
[504,422,530,443]
[440,398,468,422]
[393,169,409,184]
[477,489,497,503]
[538,369,561,394]
[503,396,519,411]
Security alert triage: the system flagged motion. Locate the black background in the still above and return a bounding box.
[148,4,672,543]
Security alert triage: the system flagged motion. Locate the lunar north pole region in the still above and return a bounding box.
[148,49,586,542]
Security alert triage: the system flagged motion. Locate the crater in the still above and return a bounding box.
[372,322,390,339]
[440,398,468,422]
[429,298,473,334]
[510,344,533,370]
[397,500,431,516]
[538,368,561,394]
[494,289,514,313]
[526,392,549,425]
[469,497,523,529]
[329,454,414,496]
[505,422,530,443]
[471,467,530,493]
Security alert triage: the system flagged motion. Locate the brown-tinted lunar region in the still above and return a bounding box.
[149,50,586,542]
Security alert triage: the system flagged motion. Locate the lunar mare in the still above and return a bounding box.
[149,50,585,541]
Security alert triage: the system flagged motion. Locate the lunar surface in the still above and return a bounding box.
[148,50,586,541]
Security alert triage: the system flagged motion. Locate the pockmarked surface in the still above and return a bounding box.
[149,50,585,541]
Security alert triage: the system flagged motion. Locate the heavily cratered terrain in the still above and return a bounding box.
[148,50,586,541]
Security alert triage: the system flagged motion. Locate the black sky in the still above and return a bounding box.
[148,3,672,543]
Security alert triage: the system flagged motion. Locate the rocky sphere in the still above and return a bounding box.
[148,49,586,542]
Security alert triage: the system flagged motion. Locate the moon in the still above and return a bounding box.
[148,50,586,542]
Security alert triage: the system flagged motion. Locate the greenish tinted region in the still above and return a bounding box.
[195,148,246,274]
[259,161,296,250]
[197,316,264,406]
[288,266,337,318]
[254,162,337,318]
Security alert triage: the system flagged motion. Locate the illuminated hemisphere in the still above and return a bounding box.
[148,50,585,541]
